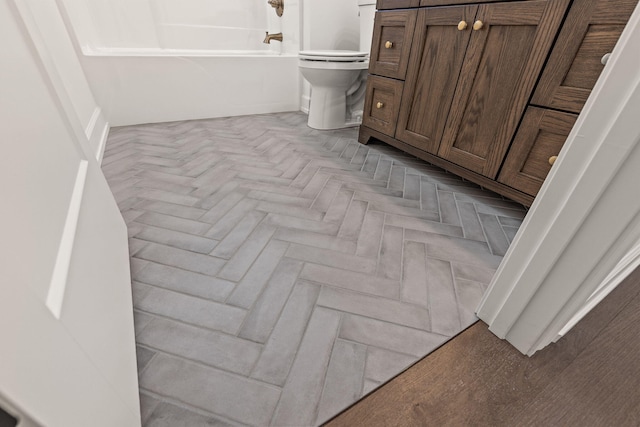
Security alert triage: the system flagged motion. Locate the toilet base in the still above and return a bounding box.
[307,87,350,130]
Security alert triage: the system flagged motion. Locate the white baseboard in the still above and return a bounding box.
[85,107,109,163]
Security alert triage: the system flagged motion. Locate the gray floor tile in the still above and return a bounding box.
[385,213,464,238]
[427,258,462,336]
[145,401,239,427]
[339,314,448,357]
[458,200,487,241]
[368,200,440,221]
[452,262,496,285]
[454,277,485,327]
[317,286,430,330]
[356,210,385,258]
[315,339,367,425]
[403,173,421,201]
[286,243,377,274]
[238,258,304,343]
[275,228,357,254]
[198,192,245,225]
[324,188,354,224]
[373,158,392,183]
[136,345,156,374]
[271,308,341,426]
[264,212,339,235]
[209,210,265,259]
[225,239,289,309]
[401,241,429,307]
[364,346,417,383]
[104,112,526,427]
[251,281,320,386]
[337,200,368,240]
[140,354,280,426]
[135,242,225,277]
[138,188,200,207]
[438,191,462,226]
[137,317,261,375]
[377,225,404,280]
[205,199,259,240]
[133,262,234,302]
[136,212,210,235]
[139,393,161,425]
[420,178,439,212]
[136,286,245,335]
[133,310,154,337]
[217,223,277,282]
[478,212,511,257]
[135,225,219,254]
[300,264,399,299]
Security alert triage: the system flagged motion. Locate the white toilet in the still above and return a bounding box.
[299,0,376,130]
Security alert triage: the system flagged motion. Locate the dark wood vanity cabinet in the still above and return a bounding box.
[360,0,638,206]
[369,10,417,79]
[377,0,420,10]
[498,107,577,195]
[532,0,638,114]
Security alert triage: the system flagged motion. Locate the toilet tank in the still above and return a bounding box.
[358,0,376,54]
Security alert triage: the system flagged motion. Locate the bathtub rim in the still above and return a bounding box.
[82,46,298,58]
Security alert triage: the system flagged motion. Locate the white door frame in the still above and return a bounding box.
[477,3,640,356]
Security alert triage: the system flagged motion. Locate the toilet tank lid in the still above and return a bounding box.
[358,0,376,5]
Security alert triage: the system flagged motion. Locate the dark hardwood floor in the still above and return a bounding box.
[327,267,640,426]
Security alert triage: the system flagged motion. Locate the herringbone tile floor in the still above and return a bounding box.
[102,112,527,426]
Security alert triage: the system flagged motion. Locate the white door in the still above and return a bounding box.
[0,1,140,426]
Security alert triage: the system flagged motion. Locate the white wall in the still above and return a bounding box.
[65,0,159,49]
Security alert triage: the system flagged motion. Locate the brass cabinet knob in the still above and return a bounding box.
[385,41,393,49]
[473,20,484,30]
[549,155,558,166]
[376,102,384,109]
[457,21,468,31]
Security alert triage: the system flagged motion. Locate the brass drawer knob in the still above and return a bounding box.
[385,41,393,49]
[473,20,484,31]
[457,21,468,31]
[549,155,558,166]
[376,102,384,109]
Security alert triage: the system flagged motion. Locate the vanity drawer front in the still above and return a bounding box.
[532,0,638,113]
[370,10,417,79]
[499,107,577,196]
[363,76,404,137]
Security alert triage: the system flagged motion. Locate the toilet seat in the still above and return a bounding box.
[299,50,369,62]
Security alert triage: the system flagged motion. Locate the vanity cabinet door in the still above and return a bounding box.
[377,0,420,10]
[395,5,477,154]
[370,10,418,79]
[437,0,570,178]
[532,0,639,114]
[499,107,577,196]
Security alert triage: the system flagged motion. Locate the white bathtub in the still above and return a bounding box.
[60,0,301,126]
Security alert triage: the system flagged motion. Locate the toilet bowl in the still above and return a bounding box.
[299,50,369,130]
[299,0,376,130]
